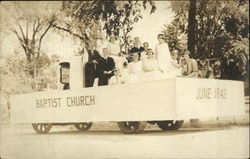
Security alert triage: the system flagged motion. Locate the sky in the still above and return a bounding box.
[130,1,174,49]
[0,1,174,58]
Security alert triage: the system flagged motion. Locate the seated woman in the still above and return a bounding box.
[120,62,130,83]
[128,53,142,73]
[169,50,182,77]
[141,48,163,81]
[140,42,150,61]
[142,49,161,71]
[114,52,128,70]
[109,62,130,85]
[127,53,143,83]
[180,57,188,76]
[109,69,122,85]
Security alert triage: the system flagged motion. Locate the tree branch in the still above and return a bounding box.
[11,26,31,61]
[17,23,27,42]
[37,19,54,59]
[26,21,29,40]
[32,17,40,44]
[52,24,86,41]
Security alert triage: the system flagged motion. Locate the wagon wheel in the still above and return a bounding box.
[32,123,52,134]
[157,120,184,130]
[117,121,147,134]
[74,122,92,131]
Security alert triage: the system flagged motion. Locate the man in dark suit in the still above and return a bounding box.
[98,48,115,86]
[85,44,102,87]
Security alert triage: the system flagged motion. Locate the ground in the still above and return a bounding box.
[0,123,249,159]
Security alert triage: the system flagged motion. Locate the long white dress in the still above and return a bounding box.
[127,61,143,83]
[140,50,147,61]
[142,58,158,72]
[141,58,163,81]
[155,43,181,78]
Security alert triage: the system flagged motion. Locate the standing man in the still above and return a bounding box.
[85,43,102,87]
[183,51,199,78]
[98,48,115,86]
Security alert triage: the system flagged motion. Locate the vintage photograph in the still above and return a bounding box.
[0,0,249,158]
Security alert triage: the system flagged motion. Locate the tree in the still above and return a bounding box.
[52,1,156,52]
[1,2,59,62]
[0,1,60,89]
[187,0,196,57]
[163,0,249,80]
[0,51,60,123]
[162,1,189,56]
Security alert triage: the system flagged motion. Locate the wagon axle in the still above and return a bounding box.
[32,122,93,134]
[32,120,184,134]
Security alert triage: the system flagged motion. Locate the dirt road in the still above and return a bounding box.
[1,123,249,159]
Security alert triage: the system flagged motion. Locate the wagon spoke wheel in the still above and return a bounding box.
[117,121,147,134]
[74,122,92,131]
[32,123,52,134]
[157,120,184,130]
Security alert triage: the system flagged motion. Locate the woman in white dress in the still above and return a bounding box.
[127,53,143,83]
[170,50,182,77]
[155,34,181,78]
[141,48,163,81]
[109,62,130,85]
[140,42,149,61]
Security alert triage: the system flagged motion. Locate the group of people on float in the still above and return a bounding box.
[84,34,198,87]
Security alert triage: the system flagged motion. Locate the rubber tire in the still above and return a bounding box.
[74,122,92,131]
[157,120,184,130]
[117,121,147,134]
[32,123,52,134]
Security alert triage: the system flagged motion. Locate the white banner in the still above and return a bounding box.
[10,78,245,123]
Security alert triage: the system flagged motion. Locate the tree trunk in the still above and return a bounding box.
[32,53,38,91]
[187,0,197,58]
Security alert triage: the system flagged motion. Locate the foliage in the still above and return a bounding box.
[187,0,196,56]
[162,0,249,80]
[0,51,59,123]
[163,21,188,55]
[53,1,156,51]
[0,1,61,91]
[0,1,59,62]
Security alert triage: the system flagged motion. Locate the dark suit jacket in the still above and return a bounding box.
[85,49,102,77]
[87,49,102,64]
[98,57,115,78]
